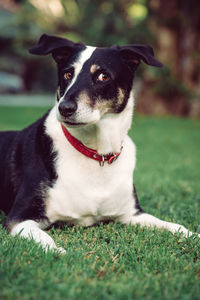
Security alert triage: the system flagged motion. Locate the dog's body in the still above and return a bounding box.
[0,35,199,253]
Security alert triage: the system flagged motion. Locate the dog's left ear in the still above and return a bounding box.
[29,34,84,63]
[117,44,163,68]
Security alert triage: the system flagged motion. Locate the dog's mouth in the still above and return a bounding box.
[63,120,87,127]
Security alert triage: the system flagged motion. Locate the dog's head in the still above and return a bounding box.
[30,34,162,127]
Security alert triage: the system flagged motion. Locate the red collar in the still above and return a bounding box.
[61,124,122,166]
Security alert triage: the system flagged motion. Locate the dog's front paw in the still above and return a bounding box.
[185,232,200,239]
[171,224,200,238]
[45,245,66,254]
[55,247,66,254]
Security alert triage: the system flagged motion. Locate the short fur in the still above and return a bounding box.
[0,34,199,253]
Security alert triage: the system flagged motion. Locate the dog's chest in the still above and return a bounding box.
[45,138,135,226]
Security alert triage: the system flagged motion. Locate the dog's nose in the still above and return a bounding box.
[58,100,77,117]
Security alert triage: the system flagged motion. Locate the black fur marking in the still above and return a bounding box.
[29,33,85,63]
[133,185,144,215]
[0,131,18,214]
[0,111,57,228]
[115,44,163,67]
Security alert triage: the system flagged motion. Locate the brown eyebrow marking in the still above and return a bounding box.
[117,88,125,105]
[90,64,100,74]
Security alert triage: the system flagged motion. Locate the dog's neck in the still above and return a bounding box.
[67,92,134,155]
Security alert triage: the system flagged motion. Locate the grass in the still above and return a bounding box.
[0,105,200,300]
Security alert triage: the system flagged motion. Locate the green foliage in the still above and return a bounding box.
[151,67,193,101]
[0,0,155,92]
[67,0,154,46]
[0,105,200,300]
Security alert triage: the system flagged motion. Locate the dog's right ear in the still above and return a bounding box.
[29,34,84,63]
[116,44,163,68]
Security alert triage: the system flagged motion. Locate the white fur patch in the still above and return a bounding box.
[11,220,66,253]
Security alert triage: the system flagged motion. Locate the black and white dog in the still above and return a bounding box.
[0,34,199,253]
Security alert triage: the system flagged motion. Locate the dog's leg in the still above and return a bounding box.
[120,185,200,237]
[129,212,200,237]
[10,220,66,254]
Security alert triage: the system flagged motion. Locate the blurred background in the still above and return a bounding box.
[0,0,199,116]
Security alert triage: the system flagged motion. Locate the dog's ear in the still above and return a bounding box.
[29,34,84,63]
[117,44,162,68]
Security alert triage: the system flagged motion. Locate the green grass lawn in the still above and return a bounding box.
[0,106,200,300]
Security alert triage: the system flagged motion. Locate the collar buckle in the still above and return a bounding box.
[108,153,118,164]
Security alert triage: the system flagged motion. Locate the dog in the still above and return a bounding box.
[0,34,199,253]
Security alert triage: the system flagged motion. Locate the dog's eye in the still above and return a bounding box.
[64,72,73,80]
[97,73,110,82]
